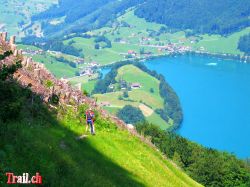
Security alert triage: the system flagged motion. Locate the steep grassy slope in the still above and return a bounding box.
[0,81,201,186]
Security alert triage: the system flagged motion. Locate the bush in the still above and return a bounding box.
[44,80,54,88]
[0,60,22,81]
[94,36,112,48]
[95,43,100,49]
[49,94,59,105]
[123,91,129,98]
[0,81,30,122]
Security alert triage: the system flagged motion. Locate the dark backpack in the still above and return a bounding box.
[86,111,93,120]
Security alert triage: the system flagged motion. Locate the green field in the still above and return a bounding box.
[63,37,123,65]
[116,65,164,109]
[94,65,171,129]
[17,44,79,78]
[68,74,99,94]
[190,28,250,55]
[63,36,158,66]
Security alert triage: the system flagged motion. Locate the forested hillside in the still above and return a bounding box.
[25,0,250,39]
[135,0,250,35]
[29,0,143,38]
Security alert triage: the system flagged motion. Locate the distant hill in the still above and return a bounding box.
[135,0,250,35]
[27,0,143,38]
[24,0,250,39]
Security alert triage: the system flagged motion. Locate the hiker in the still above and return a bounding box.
[85,108,95,135]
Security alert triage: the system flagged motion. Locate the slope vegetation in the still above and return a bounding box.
[0,83,202,187]
[0,40,201,186]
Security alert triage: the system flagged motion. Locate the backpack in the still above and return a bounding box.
[86,111,94,121]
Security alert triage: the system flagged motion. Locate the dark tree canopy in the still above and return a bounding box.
[135,0,250,35]
[117,105,145,124]
[238,33,250,55]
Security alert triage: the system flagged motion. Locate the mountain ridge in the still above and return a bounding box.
[24,0,250,39]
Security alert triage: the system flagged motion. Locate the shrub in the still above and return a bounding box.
[0,81,29,122]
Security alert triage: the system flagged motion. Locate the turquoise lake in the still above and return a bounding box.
[145,55,250,158]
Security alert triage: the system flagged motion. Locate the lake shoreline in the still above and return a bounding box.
[98,51,248,132]
[100,50,250,69]
[144,55,250,158]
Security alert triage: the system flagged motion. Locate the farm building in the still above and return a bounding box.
[131,83,141,89]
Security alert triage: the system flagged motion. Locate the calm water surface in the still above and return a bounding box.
[145,55,250,158]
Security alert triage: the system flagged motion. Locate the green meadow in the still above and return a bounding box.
[116,65,164,109]
[190,27,250,55]
[94,65,171,129]
[17,44,79,78]
[68,74,99,94]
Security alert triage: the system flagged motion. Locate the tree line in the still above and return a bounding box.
[54,56,77,68]
[136,122,250,187]
[22,37,82,57]
[94,36,112,48]
[135,0,250,35]
[238,33,250,55]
